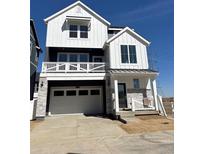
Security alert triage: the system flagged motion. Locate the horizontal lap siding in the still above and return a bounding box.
[109,32,149,69]
[46,5,108,48]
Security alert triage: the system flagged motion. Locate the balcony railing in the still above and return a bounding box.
[42,62,106,73]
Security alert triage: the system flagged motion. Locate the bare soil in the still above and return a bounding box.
[120,115,174,134]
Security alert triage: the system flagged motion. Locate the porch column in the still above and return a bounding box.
[114,80,119,112]
[151,79,159,111]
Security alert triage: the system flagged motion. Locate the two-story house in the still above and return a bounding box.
[36,1,160,119]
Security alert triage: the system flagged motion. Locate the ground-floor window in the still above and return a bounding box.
[133,79,140,89]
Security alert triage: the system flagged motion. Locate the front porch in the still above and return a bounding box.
[108,69,159,117]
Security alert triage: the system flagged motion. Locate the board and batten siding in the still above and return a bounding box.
[109,31,149,69]
[46,5,108,48]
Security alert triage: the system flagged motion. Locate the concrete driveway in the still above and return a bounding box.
[31,115,173,154]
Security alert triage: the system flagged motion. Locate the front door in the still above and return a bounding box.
[118,83,127,108]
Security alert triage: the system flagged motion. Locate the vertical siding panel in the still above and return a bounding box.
[46,5,108,48]
[143,45,147,68]
[109,31,149,70]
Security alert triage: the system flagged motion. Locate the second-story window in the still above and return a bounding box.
[80,25,88,38]
[129,45,137,63]
[121,45,137,64]
[69,25,78,38]
[121,45,129,63]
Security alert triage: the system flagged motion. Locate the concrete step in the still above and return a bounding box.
[117,110,159,118]
[116,110,159,124]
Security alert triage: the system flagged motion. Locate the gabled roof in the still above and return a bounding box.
[106,27,151,46]
[44,1,110,25]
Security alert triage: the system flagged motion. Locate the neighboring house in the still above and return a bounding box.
[30,19,41,100]
[36,1,160,119]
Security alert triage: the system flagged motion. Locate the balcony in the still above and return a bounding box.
[42,62,106,73]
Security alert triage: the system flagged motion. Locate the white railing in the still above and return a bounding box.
[42,62,106,73]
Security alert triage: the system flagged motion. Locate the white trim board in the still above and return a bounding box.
[44,1,110,25]
[106,27,150,46]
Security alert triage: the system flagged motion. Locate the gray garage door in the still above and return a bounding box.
[49,86,103,115]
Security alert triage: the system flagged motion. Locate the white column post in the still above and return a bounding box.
[151,79,159,111]
[114,80,119,112]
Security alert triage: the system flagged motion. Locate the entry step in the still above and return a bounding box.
[117,110,159,118]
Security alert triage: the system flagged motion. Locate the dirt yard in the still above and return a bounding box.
[120,115,174,134]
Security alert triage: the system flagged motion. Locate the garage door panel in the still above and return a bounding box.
[49,87,103,115]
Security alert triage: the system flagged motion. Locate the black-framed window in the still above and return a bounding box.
[79,90,88,96]
[80,25,88,38]
[129,45,137,63]
[90,90,100,95]
[133,79,140,89]
[66,90,76,96]
[69,25,78,38]
[54,90,64,96]
[121,45,129,63]
[121,45,137,64]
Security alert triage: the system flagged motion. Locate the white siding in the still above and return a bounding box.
[109,31,149,69]
[46,5,108,48]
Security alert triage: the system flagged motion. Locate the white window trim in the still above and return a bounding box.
[57,52,89,62]
[120,45,137,64]
[68,24,89,39]
[69,25,78,38]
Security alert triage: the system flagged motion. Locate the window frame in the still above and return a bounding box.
[69,25,78,38]
[68,24,89,39]
[121,45,129,63]
[120,45,137,64]
[80,25,88,38]
[133,79,140,90]
[129,45,137,63]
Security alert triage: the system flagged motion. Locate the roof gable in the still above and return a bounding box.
[44,1,110,25]
[106,27,150,46]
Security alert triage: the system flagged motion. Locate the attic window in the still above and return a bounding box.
[80,25,88,38]
[69,25,78,38]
